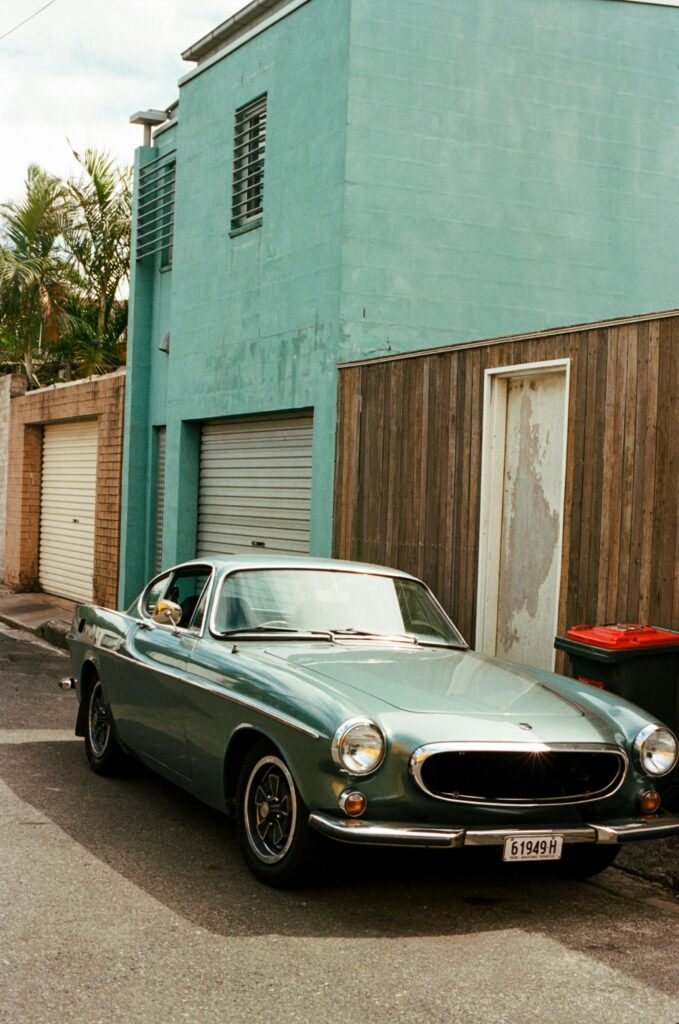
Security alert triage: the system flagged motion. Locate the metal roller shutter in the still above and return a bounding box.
[197,413,313,557]
[154,427,166,573]
[39,419,98,602]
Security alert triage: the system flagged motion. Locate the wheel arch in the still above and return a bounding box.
[223,726,283,812]
[75,658,99,737]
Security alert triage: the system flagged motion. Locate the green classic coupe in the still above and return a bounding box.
[65,556,679,886]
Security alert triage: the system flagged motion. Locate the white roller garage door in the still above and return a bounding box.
[197,414,313,557]
[39,419,98,602]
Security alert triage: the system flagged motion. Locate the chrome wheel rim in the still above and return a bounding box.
[244,756,297,864]
[88,681,110,757]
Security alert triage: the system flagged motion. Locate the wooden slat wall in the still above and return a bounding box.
[333,315,679,646]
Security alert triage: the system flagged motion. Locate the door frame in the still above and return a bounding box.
[475,359,570,669]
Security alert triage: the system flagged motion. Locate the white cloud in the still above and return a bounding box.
[0,0,246,201]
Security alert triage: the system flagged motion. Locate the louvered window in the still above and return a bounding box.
[136,151,176,264]
[231,95,266,230]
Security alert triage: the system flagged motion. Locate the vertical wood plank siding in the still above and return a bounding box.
[333,316,679,645]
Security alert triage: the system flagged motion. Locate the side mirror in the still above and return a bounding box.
[153,599,183,627]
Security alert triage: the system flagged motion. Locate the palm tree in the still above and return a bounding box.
[0,165,71,385]
[64,148,131,376]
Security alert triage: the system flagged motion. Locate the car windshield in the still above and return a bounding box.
[212,568,465,646]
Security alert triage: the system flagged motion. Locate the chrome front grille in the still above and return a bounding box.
[409,742,627,807]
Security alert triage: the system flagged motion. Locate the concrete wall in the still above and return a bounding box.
[339,0,679,359]
[0,375,28,579]
[5,371,125,607]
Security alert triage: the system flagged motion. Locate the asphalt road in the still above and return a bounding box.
[0,624,677,1024]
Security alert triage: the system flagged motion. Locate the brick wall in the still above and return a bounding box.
[4,370,126,607]
[0,374,28,578]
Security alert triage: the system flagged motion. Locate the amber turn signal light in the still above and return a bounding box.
[339,790,367,817]
[639,790,661,815]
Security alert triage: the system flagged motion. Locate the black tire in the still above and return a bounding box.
[235,740,317,887]
[556,843,620,879]
[84,678,126,775]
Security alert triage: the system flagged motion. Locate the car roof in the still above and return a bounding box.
[164,554,418,580]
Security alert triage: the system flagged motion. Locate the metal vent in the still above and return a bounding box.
[136,151,176,262]
[231,95,266,230]
[154,427,166,573]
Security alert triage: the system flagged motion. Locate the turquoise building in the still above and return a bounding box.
[120,0,679,606]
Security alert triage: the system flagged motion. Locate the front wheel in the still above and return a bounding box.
[84,678,126,775]
[556,843,620,878]
[235,741,317,887]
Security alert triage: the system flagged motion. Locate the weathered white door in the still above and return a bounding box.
[477,364,568,670]
[39,419,98,602]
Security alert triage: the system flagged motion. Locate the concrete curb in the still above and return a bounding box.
[38,618,72,650]
[0,611,71,651]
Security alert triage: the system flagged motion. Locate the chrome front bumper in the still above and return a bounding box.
[308,811,679,848]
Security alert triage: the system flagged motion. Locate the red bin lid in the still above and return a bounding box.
[565,623,679,650]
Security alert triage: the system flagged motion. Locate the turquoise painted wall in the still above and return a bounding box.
[119,128,175,600]
[120,0,350,603]
[120,0,679,605]
[340,0,679,358]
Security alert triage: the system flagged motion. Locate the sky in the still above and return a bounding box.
[3,0,679,204]
[0,0,247,203]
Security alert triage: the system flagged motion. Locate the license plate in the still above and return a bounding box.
[503,835,563,862]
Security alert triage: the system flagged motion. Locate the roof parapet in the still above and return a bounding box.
[182,0,295,63]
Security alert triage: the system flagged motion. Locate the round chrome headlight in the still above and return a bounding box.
[633,724,678,777]
[332,718,385,775]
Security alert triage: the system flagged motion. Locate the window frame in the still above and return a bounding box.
[231,93,267,232]
[137,564,215,636]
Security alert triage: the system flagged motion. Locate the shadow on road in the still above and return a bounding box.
[2,738,676,967]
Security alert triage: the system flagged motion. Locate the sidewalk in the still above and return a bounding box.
[0,585,74,649]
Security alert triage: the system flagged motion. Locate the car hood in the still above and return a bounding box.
[263,644,584,718]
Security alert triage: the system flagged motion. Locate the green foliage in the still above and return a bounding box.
[0,150,131,387]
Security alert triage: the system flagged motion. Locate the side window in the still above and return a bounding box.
[167,571,210,629]
[141,567,211,629]
[142,573,171,617]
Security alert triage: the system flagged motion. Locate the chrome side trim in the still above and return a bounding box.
[409,741,629,808]
[309,811,679,849]
[98,646,322,740]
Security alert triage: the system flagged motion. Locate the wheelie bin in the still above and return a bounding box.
[555,623,679,807]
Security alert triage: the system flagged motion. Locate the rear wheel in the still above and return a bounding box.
[556,843,620,878]
[236,741,317,887]
[84,678,126,775]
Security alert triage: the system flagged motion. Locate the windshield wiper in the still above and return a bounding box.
[329,628,419,645]
[217,626,334,640]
